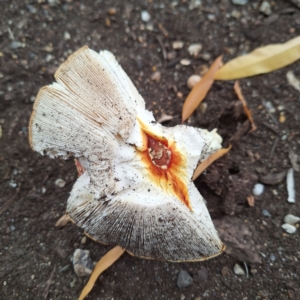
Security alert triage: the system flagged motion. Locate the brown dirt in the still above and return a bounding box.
[1,0,300,299]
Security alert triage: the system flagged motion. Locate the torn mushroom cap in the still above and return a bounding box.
[29,46,225,262]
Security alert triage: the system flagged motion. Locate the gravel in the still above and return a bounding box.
[177,270,193,288]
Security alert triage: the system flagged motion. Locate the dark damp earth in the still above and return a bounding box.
[1,1,300,299]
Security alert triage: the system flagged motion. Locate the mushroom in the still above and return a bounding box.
[29,46,225,262]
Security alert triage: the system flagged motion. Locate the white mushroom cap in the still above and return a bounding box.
[29,46,225,262]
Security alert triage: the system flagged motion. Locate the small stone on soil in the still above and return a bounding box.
[284,214,300,225]
[188,43,202,57]
[233,264,245,275]
[180,58,191,66]
[64,31,71,40]
[252,183,264,196]
[72,249,94,277]
[231,0,248,5]
[141,11,151,22]
[262,209,271,218]
[187,74,201,89]
[55,178,66,188]
[151,71,161,82]
[259,1,272,16]
[282,223,297,234]
[172,41,184,50]
[177,270,193,288]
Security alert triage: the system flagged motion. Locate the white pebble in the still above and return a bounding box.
[259,1,272,16]
[64,31,71,40]
[287,168,295,203]
[187,74,201,89]
[172,41,184,50]
[284,214,300,225]
[55,178,66,188]
[233,264,245,275]
[252,183,264,196]
[188,43,202,57]
[180,58,191,66]
[282,223,297,234]
[141,11,151,22]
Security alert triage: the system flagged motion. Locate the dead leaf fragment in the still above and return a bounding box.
[234,81,257,132]
[289,148,300,172]
[247,195,255,207]
[214,36,300,80]
[259,170,287,185]
[182,55,223,122]
[214,216,262,264]
[55,214,70,228]
[79,246,125,300]
[192,145,231,181]
[286,71,300,91]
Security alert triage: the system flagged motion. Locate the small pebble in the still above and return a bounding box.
[180,58,191,66]
[201,52,211,61]
[262,209,271,218]
[45,54,54,63]
[31,275,35,280]
[55,178,66,188]
[72,249,94,277]
[284,214,300,225]
[252,183,264,196]
[177,270,193,288]
[3,281,7,286]
[141,11,151,22]
[269,254,276,262]
[231,9,241,19]
[197,102,207,115]
[259,1,272,16]
[231,0,248,5]
[11,41,24,49]
[187,74,201,89]
[233,264,245,275]
[151,71,161,83]
[282,223,297,234]
[172,41,184,50]
[189,0,202,10]
[64,31,71,40]
[81,236,87,244]
[188,43,202,57]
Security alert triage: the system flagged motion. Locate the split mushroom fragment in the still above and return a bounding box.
[29,46,225,262]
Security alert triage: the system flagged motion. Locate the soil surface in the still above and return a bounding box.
[1,0,300,299]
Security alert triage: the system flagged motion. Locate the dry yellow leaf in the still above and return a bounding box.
[214,36,300,80]
[182,55,223,123]
[79,246,125,300]
[192,146,231,181]
[234,81,257,132]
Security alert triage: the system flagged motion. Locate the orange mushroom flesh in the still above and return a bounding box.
[138,132,192,210]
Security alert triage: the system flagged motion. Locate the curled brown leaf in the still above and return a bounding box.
[234,81,257,132]
[182,55,223,123]
[192,146,231,181]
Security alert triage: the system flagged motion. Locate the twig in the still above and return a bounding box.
[42,268,55,299]
[261,99,279,125]
[261,121,279,135]
[156,35,167,61]
[269,137,279,158]
[0,185,21,215]
[243,261,249,278]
